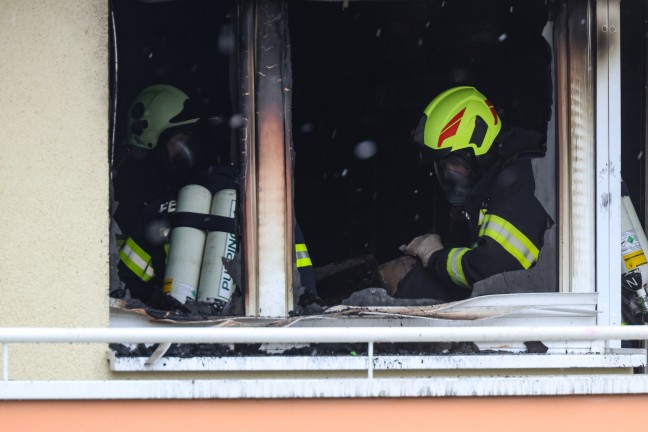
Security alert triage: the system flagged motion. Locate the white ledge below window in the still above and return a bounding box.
[5,375,648,400]
[109,351,646,373]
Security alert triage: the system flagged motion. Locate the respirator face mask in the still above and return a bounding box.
[434,150,479,205]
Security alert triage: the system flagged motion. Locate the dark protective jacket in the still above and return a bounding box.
[396,157,550,302]
[115,165,316,306]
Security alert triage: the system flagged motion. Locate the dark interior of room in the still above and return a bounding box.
[621,0,648,218]
[289,0,553,301]
[111,0,235,211]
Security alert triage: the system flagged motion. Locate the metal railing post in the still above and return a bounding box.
[3,343,8,381]
[368,342,374,379]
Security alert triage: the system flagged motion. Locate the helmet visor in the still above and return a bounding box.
[434,151,479,205]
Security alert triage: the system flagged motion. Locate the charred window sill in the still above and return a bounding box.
[108,350,646,373]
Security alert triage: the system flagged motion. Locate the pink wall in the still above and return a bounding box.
[0,396,643,431]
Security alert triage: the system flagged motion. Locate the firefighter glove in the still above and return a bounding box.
[399,233,443,267]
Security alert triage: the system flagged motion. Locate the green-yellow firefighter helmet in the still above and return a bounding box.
[125,84,200,150]
[414,86,502,160]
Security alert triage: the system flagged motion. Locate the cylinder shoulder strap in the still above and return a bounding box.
[170,212,235,234]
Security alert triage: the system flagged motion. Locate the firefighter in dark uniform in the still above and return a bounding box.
[113,84,316,311]
[395,86,550,301]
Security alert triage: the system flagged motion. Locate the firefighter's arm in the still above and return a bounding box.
[426,237,527,290]
[117,235,189,312]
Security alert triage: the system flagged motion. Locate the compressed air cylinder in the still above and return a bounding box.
[164,184,212,303]
[197,189,237,302]
[621,194,648,280]
[620,192,648,320]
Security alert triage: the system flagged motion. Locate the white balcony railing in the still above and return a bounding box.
[2,325,648,399]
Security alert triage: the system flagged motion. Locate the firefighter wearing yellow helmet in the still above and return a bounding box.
[114,84,317,313]
[395,86,550,300]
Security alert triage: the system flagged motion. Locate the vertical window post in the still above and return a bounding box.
[254,0,293,317]
[555,0,597,294]
[239,0,260,315]
[596,0,622,333]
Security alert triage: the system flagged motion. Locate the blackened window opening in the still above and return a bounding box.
[621,0,648,221]
[289,0,553,304]
[109,0,239,318]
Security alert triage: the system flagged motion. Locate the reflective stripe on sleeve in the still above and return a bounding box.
[119,237,155,282]
[446,247,470,289]
[478,208,487,227]
[295,243,312,268]
[479,213,539,269]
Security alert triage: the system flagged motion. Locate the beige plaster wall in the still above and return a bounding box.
[0,0,110,379]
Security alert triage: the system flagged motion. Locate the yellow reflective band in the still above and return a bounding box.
[479,214,539,269]
[446,247,470,289]
[296,257,313,268]
[295,243,308,253]
[119,237,154,282]
[295,243,312,267]
[478,208,487,227]
[295,244,312,267]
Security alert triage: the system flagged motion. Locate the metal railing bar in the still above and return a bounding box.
[0,326,646,344]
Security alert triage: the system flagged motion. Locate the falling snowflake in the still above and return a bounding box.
[229,114,245,128]
[218,24,235,55]
[354,140,378,160]
[300,122,314,133]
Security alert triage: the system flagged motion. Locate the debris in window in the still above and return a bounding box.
[524,341,549,354]
[111,291,597,328]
